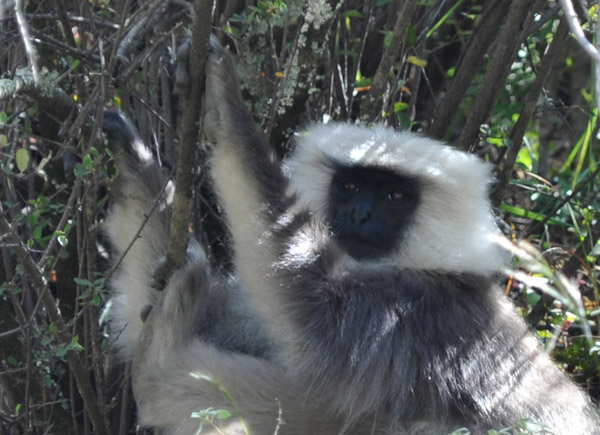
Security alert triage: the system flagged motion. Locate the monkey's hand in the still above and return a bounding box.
[174,38,191,99]
[203,36,260,147]
[135,251,210,361]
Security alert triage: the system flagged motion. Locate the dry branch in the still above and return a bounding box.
[427,0,513,140]
[0,68,76,118]
[493,18,569,205]
[0,214,111,435]
[164,0,212,273]
[361,0,420,122]
[456,0,537,151]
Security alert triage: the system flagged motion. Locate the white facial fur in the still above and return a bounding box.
[284,124,506,275]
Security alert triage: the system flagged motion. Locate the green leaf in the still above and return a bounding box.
[0,134,8,147]
[426,0,467,38]
[343,10,363,18]
[16,148,29,172]
[499,204,566,226]
[74,277,92,287]
[394,102,408,112]
[406,25,417,45]
[73,162,89,178]
[92,292,101,306]
[83,153,93,170]
[215,409,232,419]
[516,147,533,170]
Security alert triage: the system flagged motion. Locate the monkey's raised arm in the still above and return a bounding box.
[203,41,316,340]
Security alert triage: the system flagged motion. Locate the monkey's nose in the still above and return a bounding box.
[351,204,372,224]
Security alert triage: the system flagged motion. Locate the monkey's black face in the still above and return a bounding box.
[327,165,420,260]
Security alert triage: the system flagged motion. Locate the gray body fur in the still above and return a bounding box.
[104,40,600,434]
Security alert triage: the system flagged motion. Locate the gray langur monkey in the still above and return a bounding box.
[104,39,600,435]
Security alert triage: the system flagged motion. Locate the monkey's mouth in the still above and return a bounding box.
[335,235,384,260]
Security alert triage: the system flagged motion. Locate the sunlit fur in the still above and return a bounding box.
[286,124,506,274]
[103,38,600,435]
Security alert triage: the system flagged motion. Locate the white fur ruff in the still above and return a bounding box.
[285,124,506,274]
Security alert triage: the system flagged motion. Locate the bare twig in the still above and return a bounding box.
[265,16,303,141]
[54,0,77,47]
[0,68,75,118]
[116,0,170,62]
[362,0,420,122]
[457,0,536,151]
[14,0,40,82]
[558,0,600,111]
[427,0,513,139]
[526,165,600,237]
[102,174,173,285]
[558,0,600,63]
[493,18,570,205]
[164,0,213,273]
[0,214,111,435]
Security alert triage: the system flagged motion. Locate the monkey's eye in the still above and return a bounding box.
[341,180,360,194]
[387,190,406,204]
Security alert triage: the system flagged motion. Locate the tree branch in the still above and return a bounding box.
[456,0,537,151]
[0,213,110,435]
[0,68,76,119]
[361,0,420,122]
[427,0,513,140]
[164,0,212,273]
[493,18,569,205]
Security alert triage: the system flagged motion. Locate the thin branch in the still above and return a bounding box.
[493,18,570,205]
[265,16,303,142]
[102,174,173,285]
[456,0,537,151]
[164,0,213,273]
[557,0,600,110]
[558,0,600,63]
[527,165,600,236]
[562,203,600,276]
[14,0,40,82]
[0,213,111,435]
[54,0,77,47]
[116,0,170,62]
[0,68,76,118]
[361,0,420,122]
[427,0,514,139]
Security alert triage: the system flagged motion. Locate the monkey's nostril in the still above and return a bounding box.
[351,206,371,224]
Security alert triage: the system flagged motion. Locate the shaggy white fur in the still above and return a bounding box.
[285,124,506,274]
